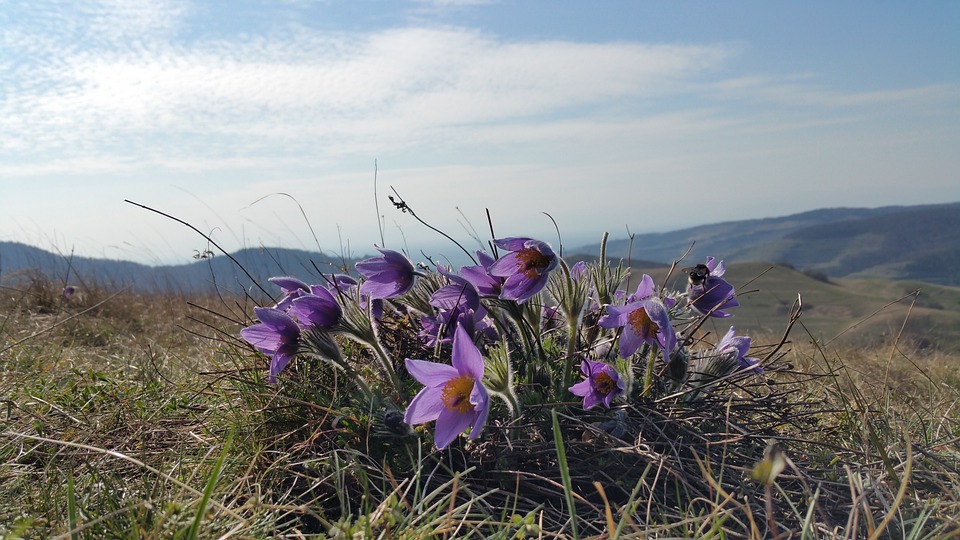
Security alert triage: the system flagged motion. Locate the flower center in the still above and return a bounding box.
[592,370,617,395]
[628,306,659,338]
[516,247,553,279]
[441,375,476,413]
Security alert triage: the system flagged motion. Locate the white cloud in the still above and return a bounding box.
[0,18,735,169]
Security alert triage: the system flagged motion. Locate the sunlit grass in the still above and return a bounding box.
[1,272,959,538]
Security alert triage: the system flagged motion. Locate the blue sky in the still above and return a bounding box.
[1,0,957,266]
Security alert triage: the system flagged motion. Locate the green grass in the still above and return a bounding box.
[2,273,959,538]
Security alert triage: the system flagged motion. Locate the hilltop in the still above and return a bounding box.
[572,202,960,286]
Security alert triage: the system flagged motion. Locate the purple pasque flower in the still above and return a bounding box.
[430,270,481,312]
[716,326,762,372]
[419,306,495,347]
[687,256,739,318]
[403,325,490,449]
[290,286,342,328]
[269,276,312,311]
[355,247,417,300]
[460,250,502,297]
[599,274,676,361]
[240,306,301,382]
[488,237,558,303]
[569,359,626,409]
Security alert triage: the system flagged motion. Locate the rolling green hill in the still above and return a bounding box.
[649,262,960,353]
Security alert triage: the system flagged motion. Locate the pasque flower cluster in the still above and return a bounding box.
[241,237,759,449]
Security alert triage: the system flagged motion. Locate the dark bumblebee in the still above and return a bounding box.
[687,263,710,287]
[685,263,711,300]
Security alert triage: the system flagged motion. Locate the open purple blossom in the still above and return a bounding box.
[356,247,417,300]
[569,359,626,409]
[687,256,739,318]
[626,274,677,309]
[62,285,78,300]
[290,287,342,329]
[240,306,301,383]
[717,326,762,373]
[488,237,558,303]
[403,325,490,449]
[599,275,676,361]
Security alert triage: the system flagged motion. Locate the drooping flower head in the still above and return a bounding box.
[488,237,558,303]
[290,287,342,329]
[404,325,490,449]
[687,256,739,318]
[269,276,311,311]
[598,274,676,361]
[460,250,503,297]
[569,359,626,409]
[240,307,301,382]
[355,247,417,300]
[716,326,762,373]
[419,306,495,347]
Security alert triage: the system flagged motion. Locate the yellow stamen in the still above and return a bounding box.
[592,371,616,395]
[441,375,475,413]
[628,306,658,336]
[516,247,552,279]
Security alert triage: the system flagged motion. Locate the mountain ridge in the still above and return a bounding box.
[3,201,959,292]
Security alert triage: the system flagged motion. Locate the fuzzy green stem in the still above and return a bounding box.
[367,334,403,398]
[562,315,578,391]
[643,344,660,397]
[496,388,522,418]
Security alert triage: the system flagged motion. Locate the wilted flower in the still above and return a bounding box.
[488,237,558,303]
[599,274,676,361]
[356,247,417,300]
[569,359,625,409]
[716,326,761,372]
[404,325,490,449]
[687,257,739,318]
[240,306,301,382]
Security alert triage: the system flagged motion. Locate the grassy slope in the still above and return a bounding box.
[642,261,960,352]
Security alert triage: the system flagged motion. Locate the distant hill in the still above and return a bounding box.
[573,202,960,286]
[3,202,959,298]
[0,242,353,297]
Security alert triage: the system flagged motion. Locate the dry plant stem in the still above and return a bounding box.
[389,186,477,265]
[124,199,271,297]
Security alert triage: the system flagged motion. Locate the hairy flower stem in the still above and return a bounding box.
[642,344,660,397]
[556,258,581,391]
[563,316,578,390]
[368,336,402,398]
